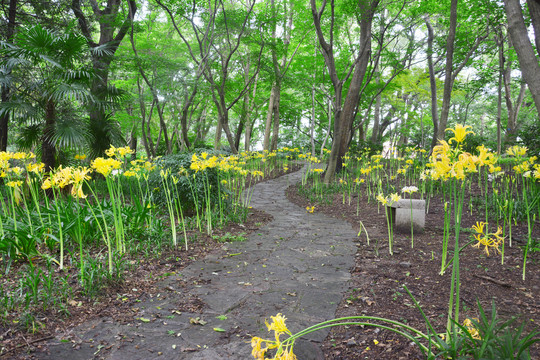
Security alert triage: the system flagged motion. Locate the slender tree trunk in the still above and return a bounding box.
[320,96,332,157]
[425,17,439,149]
[497,34,503,154]
[271,81,281,151]
[371,78,381,143]
[263,85,276,150]
[127,105,137,160]
[42,100,56,172]
[310,85,316,156]
[155,102,171,154]
[244,72,259,151]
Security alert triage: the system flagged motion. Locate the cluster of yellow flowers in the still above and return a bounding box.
[471,221,504,256]
[463,318,481,340]
[251,313,296,360]
[376,193,401,206]
[42,166,92,198]
[0,151,41,178]
[105,145,134,159]
[91,157,122,177]
[427,125,499,181]
[190,152,219,172]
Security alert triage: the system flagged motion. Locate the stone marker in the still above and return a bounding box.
[388,199,425,233]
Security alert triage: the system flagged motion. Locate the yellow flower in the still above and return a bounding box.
[472,221,486,235]
[41,178,52,190]
[506,145,527,157]
[472,223,504,256]
[251,337,268,360]
[91,157,122,177]
[306,206,315,213]
[446,124,474,144]
[463,318,481,340]
[389,193,401,204]
[6,180,22,188]
[265,313,290,336]
[376,194,388,206]
[26,162,45,174]
[74,154,87,160]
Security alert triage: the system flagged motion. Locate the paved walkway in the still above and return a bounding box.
[37,166,357,360]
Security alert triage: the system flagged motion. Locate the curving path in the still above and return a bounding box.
[35,166,357,360]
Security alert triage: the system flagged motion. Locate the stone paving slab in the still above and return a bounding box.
[34,166,357,360]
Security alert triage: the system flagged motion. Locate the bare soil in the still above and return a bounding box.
[286,181,540,359]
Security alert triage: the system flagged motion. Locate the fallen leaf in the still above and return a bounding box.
[189,317,207,325]
[213,327,226,332]
[139,317,151,323]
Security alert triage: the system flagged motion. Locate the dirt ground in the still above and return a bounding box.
[286,181,540,359]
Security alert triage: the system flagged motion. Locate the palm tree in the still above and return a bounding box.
[0,25,124,170]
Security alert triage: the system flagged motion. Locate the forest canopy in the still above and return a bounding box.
[0,0,538,178]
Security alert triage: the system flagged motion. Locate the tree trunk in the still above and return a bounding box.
[263,85,276,150]
[320,96,332,157]
[310,85,316,156]
[527,0,540,57]
[0,0,17,152]
[271,82,281,151]
[42,100,56,172]
[370,79,382,143]
[425,17,439,149]
[72,0,137,156]
[503,0,540,114]
[435,0,458,143]
[497,34,503,154]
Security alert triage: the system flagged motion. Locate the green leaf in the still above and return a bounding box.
[213,327,226,332]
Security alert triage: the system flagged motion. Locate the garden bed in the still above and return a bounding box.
[287,181,540,359]
[0,163,301,358]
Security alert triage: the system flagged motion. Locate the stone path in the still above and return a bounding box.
[36,166,357,360]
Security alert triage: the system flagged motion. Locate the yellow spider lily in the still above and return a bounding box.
[446,124,474,144]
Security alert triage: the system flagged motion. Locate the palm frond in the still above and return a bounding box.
[19,25,55,52]
[0,100,41,121]
[46,116,91,150]
[50,83,93,103]
[90,43,115,57]
[16,123,42,151]
[88,114,125,158]
[63,69,93,82]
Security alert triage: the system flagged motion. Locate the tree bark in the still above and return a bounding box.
[503,0,540,115]
[527,0,540,57]
[72,0,137,156]
[263,85,276,150]
[425,17,439,149]
[311,0,378,182]
[42,100,56,172]
[0,0,17,152]
[244,72,259,151]
[497,33,503,154]
[435,0,458,143]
